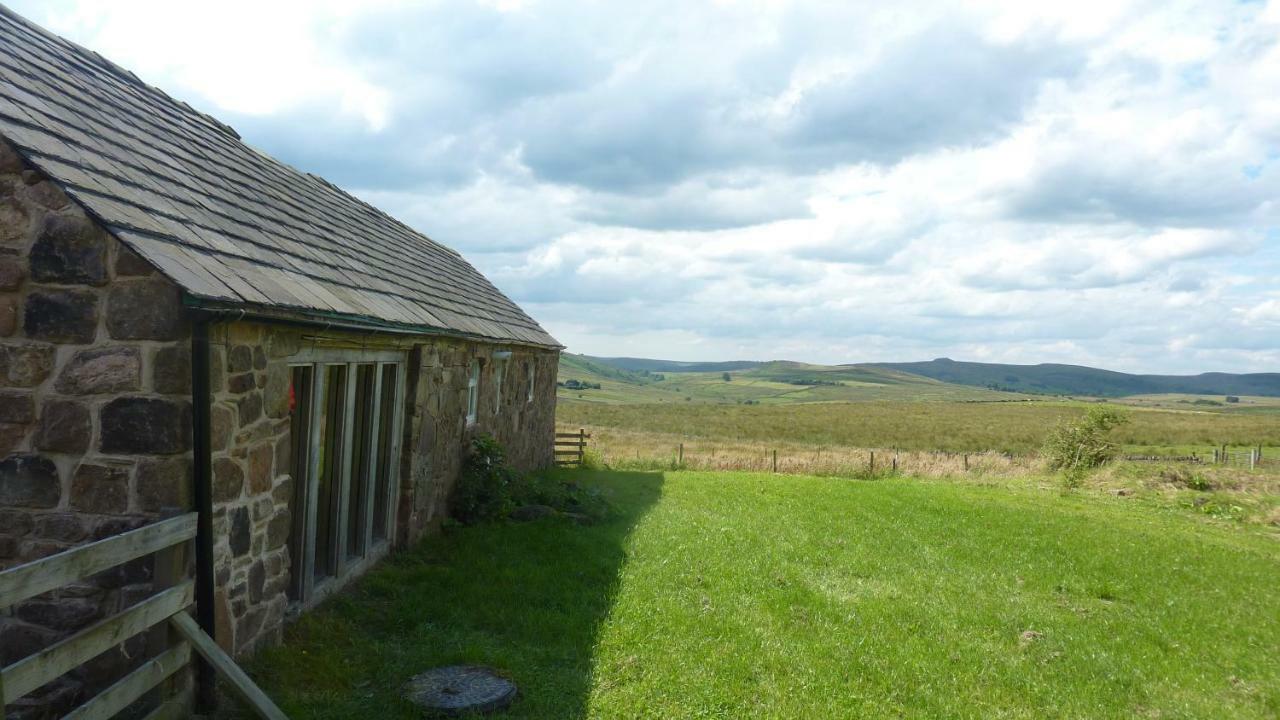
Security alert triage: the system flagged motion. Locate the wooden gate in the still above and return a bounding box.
[0,513,286,719]
[555,429,591,467]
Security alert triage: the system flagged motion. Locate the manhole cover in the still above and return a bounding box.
[403,665,517,716]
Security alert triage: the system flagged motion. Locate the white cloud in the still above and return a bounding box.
[11,0,1280,372]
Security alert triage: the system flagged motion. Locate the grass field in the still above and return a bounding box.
[557,400,1280,454]
[243,470,1280,719]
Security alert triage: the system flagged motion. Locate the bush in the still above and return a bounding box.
[452,433,515,523]
[1044,407,1129,487]
[451,434,610,524]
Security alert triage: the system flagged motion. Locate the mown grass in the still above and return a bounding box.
[241,471,1280,719]
[558,400,1280,454]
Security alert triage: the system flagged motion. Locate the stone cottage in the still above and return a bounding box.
[0,6,560,714]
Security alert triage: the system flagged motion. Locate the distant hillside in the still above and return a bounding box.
[558,355,1020,404]
[866,358,1280,398]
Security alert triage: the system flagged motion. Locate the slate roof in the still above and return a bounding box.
[0,6,559,348]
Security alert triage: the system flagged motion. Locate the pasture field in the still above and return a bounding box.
[557,400,1280,454]
[243,470,1280,719]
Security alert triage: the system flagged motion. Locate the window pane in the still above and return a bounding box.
[287,365,313,602]
[346,364,376,560]
[372,364,398,542]
[314,364,346,581]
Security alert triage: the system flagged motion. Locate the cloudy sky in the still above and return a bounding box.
[13,0,1280,373]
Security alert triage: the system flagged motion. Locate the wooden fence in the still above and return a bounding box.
[0,512,286,719]
[555,429,591,466]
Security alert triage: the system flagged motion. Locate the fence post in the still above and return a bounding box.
[869,451,875,474]
[1250,448,1257,470]
[678,443,683,466]
[892,455,898,473]
[772,449,777,473]
[578,428,585,465]
[963,454,969,471]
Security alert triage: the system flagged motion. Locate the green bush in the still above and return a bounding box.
[452,433,515,523]
[452,434,610,524]
[1044,407,1129,487]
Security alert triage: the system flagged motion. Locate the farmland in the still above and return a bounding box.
[244,470,1280,718]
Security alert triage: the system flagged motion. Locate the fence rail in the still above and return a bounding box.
[0,512,287,720]
[555,429,592,466]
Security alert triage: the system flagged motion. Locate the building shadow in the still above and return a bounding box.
[234,469,665,719]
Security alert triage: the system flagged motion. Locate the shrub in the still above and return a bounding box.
[452,433,515,523]
[1043,407,1129,487]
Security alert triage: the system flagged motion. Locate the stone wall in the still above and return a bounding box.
[0,139,193,717]
[204,323,559,655]
[400,340,558,543]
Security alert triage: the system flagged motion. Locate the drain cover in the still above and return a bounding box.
[403,665,517,716]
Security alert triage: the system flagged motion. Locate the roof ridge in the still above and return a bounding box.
[0,2,242,141]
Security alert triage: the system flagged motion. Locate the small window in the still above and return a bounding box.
[466,360,480,425]
[493,358,506,412]
[526,362,536,403]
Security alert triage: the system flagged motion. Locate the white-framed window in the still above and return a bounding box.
[286,348,405,608]
[493,357,506,412]
[466,359,480,425]
[526,361,536,403]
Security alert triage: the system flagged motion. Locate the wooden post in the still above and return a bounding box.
[869,451,875,474]
[772,449,777,473]
[579,428,586,466]
[678,443,683,466]
[1250,448,1257,470]
[892,455,898,473]
[963,454,969,471]
[1221,444,1227,465]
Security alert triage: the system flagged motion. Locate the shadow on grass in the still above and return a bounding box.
[237,469,664,720]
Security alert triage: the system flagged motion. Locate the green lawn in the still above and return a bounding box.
[243,471,1280,719]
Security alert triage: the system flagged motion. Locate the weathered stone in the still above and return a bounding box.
[135,457,192,512]
[251,496,273,522]
[0,390,34,423]
[152,345,191,394]
[213,457,244,503]
[0,617,58,666]
[0,296,16,336]
[16,597,102,632]
[0,422,27,455]
[70,463,129,514]
[0,343,55,387]
[273,434,291,479]
[35,399,91,453]
[229,506,250,556]
[55,345,141,394]
[100,397,191,455]
[208,346,225,393]
[113,242,153,276]
[0,534,18,558]
[0,454,59,508]
[24,288,98,343]
[252,346,267,370]
[90,516,145,540]
[403,666,518,716]
[0,138,25,174]
[0,508,33,536]
[0,258,23,290]
[235,605,267,655]
[238,391,263,426]
[247,443,273,494]
[227,372,256,394]
[23,180,70,211]
[33,513,86,542]
[266,331,300,359]
[0,196,31,246]
[249,560,266,602]
[264,364,290,419]
[29,213,109,285]
[210,404,233,452]
[227,345,253,373]
[105,277,184,340]
[266,511,290,550]
[271,475,293,506]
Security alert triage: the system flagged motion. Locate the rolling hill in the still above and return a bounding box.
[566,355,1280,401]
[868,358,1280,397]
[557,355,1025,404]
